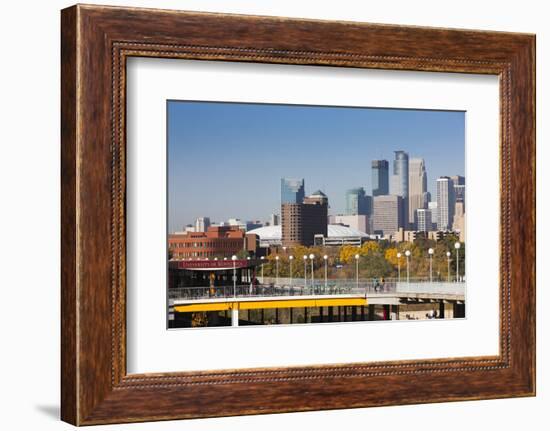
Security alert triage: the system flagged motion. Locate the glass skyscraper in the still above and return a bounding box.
[371,160,389,196]
[436,176,455,231]
[345,187,369,215]
[281,178,305,204]
[390,150,409,198]
[390,150,409,228]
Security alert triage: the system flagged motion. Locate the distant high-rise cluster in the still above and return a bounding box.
[178,154,465,246]
[367,151,465,240]
[275,153,465,243]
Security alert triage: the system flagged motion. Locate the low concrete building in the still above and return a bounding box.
[393,228,417,243]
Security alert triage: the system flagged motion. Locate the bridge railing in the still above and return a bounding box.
[395,281,465,295]
[168,280,465,301]
[261,277,463,286]
[168,283,383,300]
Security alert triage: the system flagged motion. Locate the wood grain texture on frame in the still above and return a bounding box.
[61,4,535,425]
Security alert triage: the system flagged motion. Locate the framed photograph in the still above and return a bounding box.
[61,4,535,425]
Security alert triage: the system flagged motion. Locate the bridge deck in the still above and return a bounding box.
[174,296,368,313]
[172,293,464,313]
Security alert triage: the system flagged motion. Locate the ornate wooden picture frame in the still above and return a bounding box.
[61,4,535,425]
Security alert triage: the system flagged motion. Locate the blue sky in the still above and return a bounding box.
[168,101,465,233]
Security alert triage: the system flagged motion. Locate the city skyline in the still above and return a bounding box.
[168,101,465,232]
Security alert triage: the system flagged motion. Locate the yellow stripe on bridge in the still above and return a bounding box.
[174,297,367,313]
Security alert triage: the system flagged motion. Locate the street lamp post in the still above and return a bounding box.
[397,252,402,283]
[428,248,434,283]
[405,250,411,284]
[246,256,250,285]
[260,256,265,284]
[231,255,237,298]
[231,255,238,326]
[289,255,294,287]
[446,251,451,282]
[323,255,328,288]
[355,254,360,289]
[454,242,461,282]
[309,254,315,288]
[303,255,308,288]
[275,255,280,286]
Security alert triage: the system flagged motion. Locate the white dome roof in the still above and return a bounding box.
[327,224,369,238]
[247,225,281,239]
[247,224,368,240]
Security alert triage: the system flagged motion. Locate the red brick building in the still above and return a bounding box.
[168,226,258,259]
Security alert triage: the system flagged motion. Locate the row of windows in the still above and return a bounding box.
[169,241,241,249]
[172,251,239,258]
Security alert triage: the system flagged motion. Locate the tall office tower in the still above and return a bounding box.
[450,175,465,189]
[281,178,305,204]
[365,194,373,232]
[269,213,279,226]
[372,160,389,196]
[436,177,456,231]
[390,150,409,228]
[415,208,433,233]
[453,186,465,218]
[345,187,369,215]
[428,201,438,230]
[194,217,211,233]
[282,190,328,247]
[452,201,466,242]
[365,195,373,219]
[372,195,404,238]
[450,175,466,212]
[281,203,303,247]
[408,158,429,227]
[281,178,305,247]
[302,191,329,246]
[454,184,465,203]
